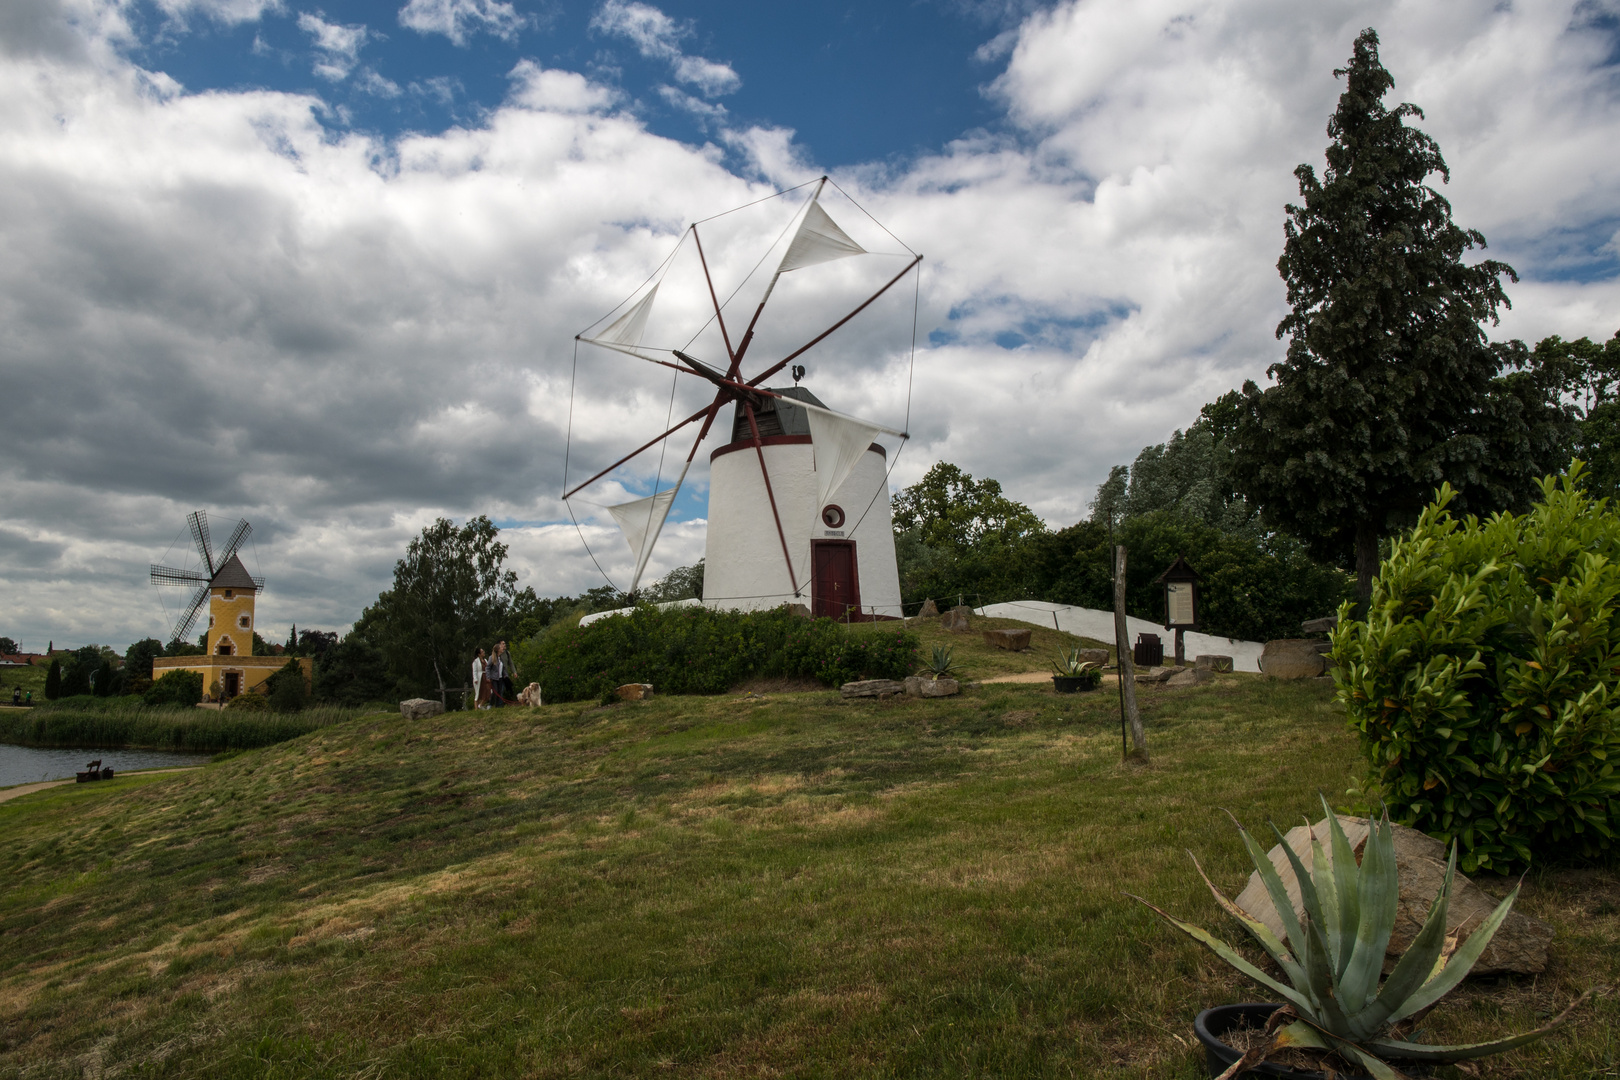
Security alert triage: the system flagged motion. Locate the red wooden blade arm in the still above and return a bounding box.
[563,402,716,500]
[744,403,800,596]
[747,254,922,387]
[692,226,736,367]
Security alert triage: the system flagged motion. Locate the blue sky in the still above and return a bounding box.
[3,0,1620,648]
[123,0,1016,169]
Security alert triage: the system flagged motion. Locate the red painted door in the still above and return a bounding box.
[812,541,860,619]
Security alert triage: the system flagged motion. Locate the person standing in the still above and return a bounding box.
[472,647,489,710]
[495,641,515,706]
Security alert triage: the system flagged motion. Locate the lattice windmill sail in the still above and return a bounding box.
[150,510,264,645]
[567,177,919,619]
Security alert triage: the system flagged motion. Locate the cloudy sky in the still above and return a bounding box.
[3,0,1619,652]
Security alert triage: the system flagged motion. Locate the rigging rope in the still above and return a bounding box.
[562,336,620,593]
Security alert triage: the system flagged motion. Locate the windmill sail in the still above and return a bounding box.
[606,459,690,594]
[807,408,883,514]
[779,201,866,272]
[585,285,658,348]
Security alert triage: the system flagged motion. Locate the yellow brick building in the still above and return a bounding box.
[152,555,311,701]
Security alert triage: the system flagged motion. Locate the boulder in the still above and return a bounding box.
[1165,667,1214,688]
[917,599,940,618]
[1233,816,1553,977]
[517,682,543,706]
[1259,639,1327,679]
[1301,615,1340,634]
[1135,666,1178,685]
[983,628,1032,651]
[1078,648,1110,667]
[616,683,654,702]
[904,675,960,698]
[400,698,444,720]
[1194,654,1233,673]
[781,603,813,619]
[841,679,907,698]
[940,606,973,632]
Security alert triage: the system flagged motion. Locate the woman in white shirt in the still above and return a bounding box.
[471,647,489,710]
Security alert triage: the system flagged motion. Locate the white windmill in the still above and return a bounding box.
[566,177,920,619]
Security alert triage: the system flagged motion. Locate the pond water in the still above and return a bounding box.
[0,743,213,787]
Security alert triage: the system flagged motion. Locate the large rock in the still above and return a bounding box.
[1078,648,1110,667]
[940,606,973,632]
[1233,816,1553,977]
[841,679,907,698]
[1165,667,1214,688]
[904,675,960,698]
[1259,639,1327,679]
[916,599,940,618]
[983,628,1032,651]
[400,698,444,720]
[1135,666,1178,685]
[781,603,813,619]
[616,683,654,701]
[1194,654,1233,673]
[1301,615,1340,634]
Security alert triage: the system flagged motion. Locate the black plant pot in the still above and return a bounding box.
[1052,675,1098,694]
[1194,1004,1376,1080]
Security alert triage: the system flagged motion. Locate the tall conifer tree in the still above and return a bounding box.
[1227,29,1533,601]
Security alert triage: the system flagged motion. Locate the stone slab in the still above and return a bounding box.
[841,679,907,698]
[1194,654,1233,673]
[983,628,1032,651]
[400,698,444,720]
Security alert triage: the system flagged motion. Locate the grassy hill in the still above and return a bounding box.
[2,677,1615,1078]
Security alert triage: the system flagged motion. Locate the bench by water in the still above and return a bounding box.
[0,744,212,787]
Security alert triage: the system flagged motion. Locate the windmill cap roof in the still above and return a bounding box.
[211,554,260,590]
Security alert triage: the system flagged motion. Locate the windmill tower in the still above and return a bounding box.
[149,511,308,700]
[568,178,918,618]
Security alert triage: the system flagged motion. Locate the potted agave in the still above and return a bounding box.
[1051,647,1102,694]
[1133,797,1591,1079]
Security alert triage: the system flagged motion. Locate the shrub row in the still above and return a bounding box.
[516,605,918,703]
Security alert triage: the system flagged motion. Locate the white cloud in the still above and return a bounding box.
[591,0,741,97]
[397,0,525,46]
[657,83,726,125]
[356,67,401,97]
[154,0,285,27]
[297,11,369,81]
[2,0,1619,651]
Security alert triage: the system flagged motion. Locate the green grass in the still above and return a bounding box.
[868,614,1113,680]
[0,661,48,705]
[1,677,1615,1078]
[0,703,372,751]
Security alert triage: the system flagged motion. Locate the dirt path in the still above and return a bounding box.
[0,767,201,805]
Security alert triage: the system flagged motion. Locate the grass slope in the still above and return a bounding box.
[872,614,1113,680]
[1,678,1615,1078]
[0,704,370,751]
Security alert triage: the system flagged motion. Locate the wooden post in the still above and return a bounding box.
[1114,545,1147,761]
[1174,627,1185,667]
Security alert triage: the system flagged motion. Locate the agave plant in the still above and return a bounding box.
[1051,646,1089,676]
[918,645,957,680]
[1133,795,1590,1080]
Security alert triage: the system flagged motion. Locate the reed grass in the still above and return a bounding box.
[0,703,371,750]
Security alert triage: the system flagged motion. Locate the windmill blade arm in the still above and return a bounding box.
[578,338,680,366]
[188,510,214,575]
[563,401,717,500]
[747,253,921,390]
[217,519,252,564]
[173,585,209,644]
[762,392,906,438]
[151,565,210,586]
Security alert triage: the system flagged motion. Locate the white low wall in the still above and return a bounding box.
[579,597,704,628]
[975,600,1265,673]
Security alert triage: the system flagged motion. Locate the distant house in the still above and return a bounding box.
[0,653,48,667]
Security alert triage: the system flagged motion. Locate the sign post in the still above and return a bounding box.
[1154,555,1201,666]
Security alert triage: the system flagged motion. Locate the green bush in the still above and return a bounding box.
[144,669,204,708]
[1334,468,1620,872]
[266,658,307,713]
[523,605,918,703]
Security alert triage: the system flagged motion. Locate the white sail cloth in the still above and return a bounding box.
[606,458,689,593]
[587,284,659,348]
[779,201,866,272]
[807,408,882,515]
